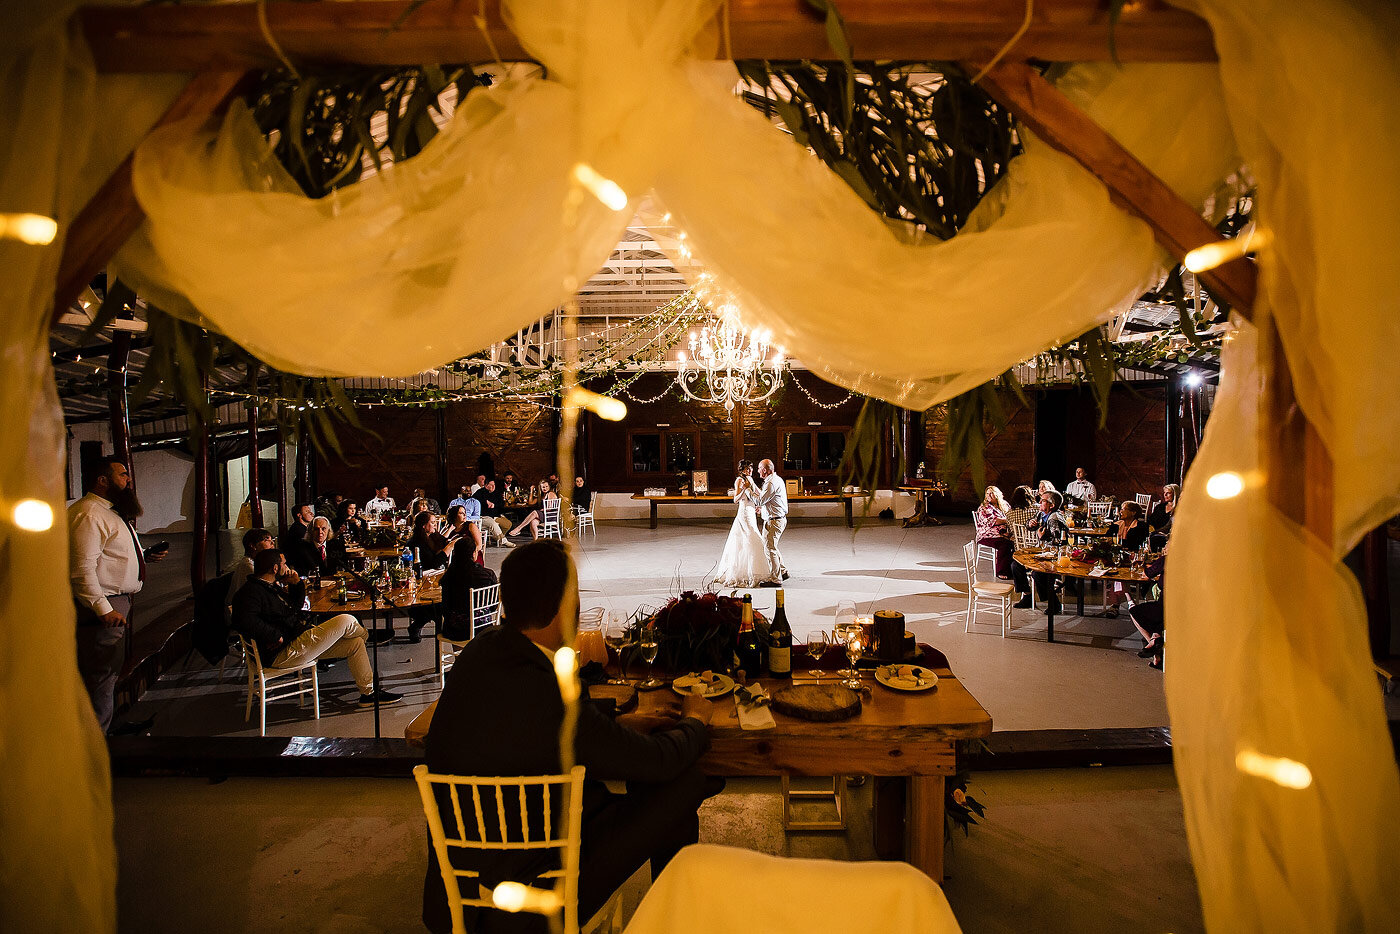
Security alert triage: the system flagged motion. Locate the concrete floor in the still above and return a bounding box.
[124,517,1172,737]
[115,767,1202,934]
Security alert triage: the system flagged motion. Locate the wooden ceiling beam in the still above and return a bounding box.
[51,69,251,326]
[79,0,1217,73]
[970,61,1255,318]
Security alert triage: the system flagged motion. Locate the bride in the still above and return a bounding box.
[714,460,770,587]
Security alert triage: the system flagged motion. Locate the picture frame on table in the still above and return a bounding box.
[691,470,709,496]
[785,478,802,496]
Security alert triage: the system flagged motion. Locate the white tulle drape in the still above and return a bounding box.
[1164,1,1400,930]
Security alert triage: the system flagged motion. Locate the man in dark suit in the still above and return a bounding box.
[288,516,342,577]
[423,540,718,933]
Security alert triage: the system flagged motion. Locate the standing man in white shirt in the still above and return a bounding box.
[68,456,167,731]
[364,485,396,518]
[749,459,790,586]
[1064,467,1097,505]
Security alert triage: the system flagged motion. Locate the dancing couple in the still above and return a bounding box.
[715,459,790,588]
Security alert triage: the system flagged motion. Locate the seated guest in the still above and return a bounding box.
[1103,502,1148,617]
[315,491,345,521]
[1004,485,1038,601]
[225,527,274,620]
[572,475,593,513]
[1148,483,1179,548]
[974,485,1012,579]
[439,539,500,640]
[444,503,485,566]
[231,549,400,705]
[499,471,523,499]
[1064,467,1097,506]
[448,484,475,513]
[469,473,487,495]
[335,500,368,543]
[422,541,720,933]
[473,480,517,546]
[1129,546,1169,669]
[1036,479,1059,499]
[365,485,396,519]
[279,502,314,555]
[409,489,440,515]
[290,516,343,577]
[1019,491,1067,614]
[409,511,454,571]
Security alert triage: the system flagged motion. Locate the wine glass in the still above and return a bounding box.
[806,630,829,681]
[841,628,864,689]
[637,624,663,689]
[834,600,857,633]
[604,612,631,685]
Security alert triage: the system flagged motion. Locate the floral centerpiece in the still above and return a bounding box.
[630,591,769,674]
[1071,538,1124,567]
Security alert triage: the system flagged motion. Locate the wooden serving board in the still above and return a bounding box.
[588,683,638,714]
[771,683,862,722]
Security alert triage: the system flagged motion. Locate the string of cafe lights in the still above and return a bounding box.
[788,371,857,409]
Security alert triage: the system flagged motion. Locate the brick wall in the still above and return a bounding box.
[924,389,1037,508]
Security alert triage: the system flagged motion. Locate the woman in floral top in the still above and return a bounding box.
[975,486,1013,579]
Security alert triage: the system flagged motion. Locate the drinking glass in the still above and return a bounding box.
[604,613,631,684]
[638,625,664,689]
[834,600,857,632]
[841,628,864,689]
[806,631,830,681]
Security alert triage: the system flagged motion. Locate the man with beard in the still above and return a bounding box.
[68,456,168,731]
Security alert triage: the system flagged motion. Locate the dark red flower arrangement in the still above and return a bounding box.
[630,591,770,673]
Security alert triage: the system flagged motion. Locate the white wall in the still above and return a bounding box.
[130,448,195,534]
[592,490,916,521]
[225,442,283,530]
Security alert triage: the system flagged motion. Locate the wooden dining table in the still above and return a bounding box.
[405,646,991,883]
[1012,548,1150,642]
[305,574,443,643]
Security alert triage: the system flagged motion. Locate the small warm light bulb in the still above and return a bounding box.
[1183,228,1271,274]
[565,387,626,422]
[571,163,628,211]
[1205,471,1245,500]
[12,498,54,531]
[0,212,58,245]
[1236,747,1313,789]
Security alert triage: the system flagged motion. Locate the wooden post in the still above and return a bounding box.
[435,406,449,507]
[275,434,288,526]
[247,402,263,529]
[1362,527,1391,657]
[191,397,209,591]
[900,408,923,483]
[107,332,132,472]
[295,424,310,503]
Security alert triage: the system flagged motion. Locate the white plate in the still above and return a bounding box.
[875,664,938,692]
[671,672,736,699]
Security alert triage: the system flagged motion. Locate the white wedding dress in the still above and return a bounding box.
[715,478,770,587]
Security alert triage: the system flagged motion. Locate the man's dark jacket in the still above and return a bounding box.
[422,625,708,933]
[230,577,308,662]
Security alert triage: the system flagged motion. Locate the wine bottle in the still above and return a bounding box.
[412,546,422,581]
[735,594,763,681]
[767,589,792,678]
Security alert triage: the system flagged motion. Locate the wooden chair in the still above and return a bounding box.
[541,499,564,539]
[436,584,502,688]
[235,633,320,736]
[962,541,1013,637]
[780,775,848,831]
[415,764,598,934]
[1010,521,1038,551]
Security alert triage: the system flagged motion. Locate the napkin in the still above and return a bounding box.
[735,684,775,731]
[421,567,445,580]
[1087,567,1108,578]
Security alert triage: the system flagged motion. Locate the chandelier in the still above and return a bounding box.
[676,302,785,412]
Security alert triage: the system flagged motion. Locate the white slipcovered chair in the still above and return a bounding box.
[624,844,962,934]
[235,632,320,736]
[962,541,1014,637]
[1087,500,1112,520]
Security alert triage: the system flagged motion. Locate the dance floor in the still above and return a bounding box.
[119,517,1169,739]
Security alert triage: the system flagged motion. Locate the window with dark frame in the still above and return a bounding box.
[629,428,699,475]
[780,427,850,476]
